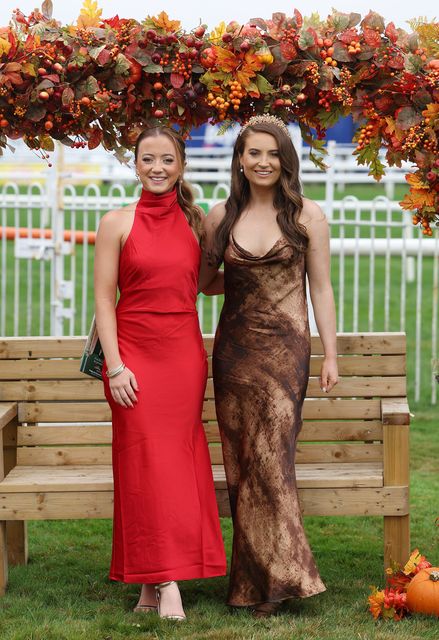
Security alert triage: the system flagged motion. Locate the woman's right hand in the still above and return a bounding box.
[109,367,139,408]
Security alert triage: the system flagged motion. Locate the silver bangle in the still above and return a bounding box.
[106,363,126,378]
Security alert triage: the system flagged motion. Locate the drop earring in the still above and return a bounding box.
[240,166,243,173]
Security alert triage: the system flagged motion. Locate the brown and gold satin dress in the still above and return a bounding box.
[213,234,326,607]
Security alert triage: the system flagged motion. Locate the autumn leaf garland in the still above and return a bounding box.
[0,1,438,232]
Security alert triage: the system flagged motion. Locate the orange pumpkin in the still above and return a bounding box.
[406,567,439,616]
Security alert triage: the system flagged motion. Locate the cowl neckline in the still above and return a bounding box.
[137,187,179,217]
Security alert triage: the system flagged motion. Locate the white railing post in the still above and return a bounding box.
[325,140,336,220]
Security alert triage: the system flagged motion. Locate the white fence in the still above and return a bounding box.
[0,142,438,405]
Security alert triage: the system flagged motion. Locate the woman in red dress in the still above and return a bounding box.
[94,127,226,620]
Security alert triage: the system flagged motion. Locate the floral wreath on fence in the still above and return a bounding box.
[0,0,438,233]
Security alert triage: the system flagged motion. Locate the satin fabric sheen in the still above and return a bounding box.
[103,188,226,583]
[213,236,325,606]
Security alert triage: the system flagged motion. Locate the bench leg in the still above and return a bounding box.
[7,522,28,566]
[0,522,8,596]
[384,515,410,570]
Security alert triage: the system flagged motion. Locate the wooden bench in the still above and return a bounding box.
[0,332,410,595]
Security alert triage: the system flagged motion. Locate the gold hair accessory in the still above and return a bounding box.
[239,114,290,137]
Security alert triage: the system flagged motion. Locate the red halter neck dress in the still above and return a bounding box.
[103,187,226,583]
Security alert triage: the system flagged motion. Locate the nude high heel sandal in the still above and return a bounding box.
[155,581,186,621]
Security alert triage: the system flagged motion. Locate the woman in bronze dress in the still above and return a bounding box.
[201,115,339,616]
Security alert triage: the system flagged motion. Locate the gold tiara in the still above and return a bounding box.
[238,114,290,137]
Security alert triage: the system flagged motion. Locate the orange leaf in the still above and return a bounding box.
[422,102,439,125]
[400,190,435,211]
[214,46,240,73]
[151,11,181,33]
[243,52,264,72]
[405,173,430,189]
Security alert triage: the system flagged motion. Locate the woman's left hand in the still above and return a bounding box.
[319,357,339,393]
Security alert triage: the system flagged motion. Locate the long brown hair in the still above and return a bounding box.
[134,127,203,239]
[212,121,308,266]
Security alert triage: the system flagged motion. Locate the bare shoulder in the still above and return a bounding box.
[299,198,327,228]
[98,203,136,234]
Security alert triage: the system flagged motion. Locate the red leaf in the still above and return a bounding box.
[388,54,404,70]
[170,73,185,89]
[385,22,398,44]
[339,28,359,45]
[363,27,381,48]
[97,49,112,66]
[87,127,103,150]
[294,9,303,28]
[280,41,297,61]
[374,95,394,113]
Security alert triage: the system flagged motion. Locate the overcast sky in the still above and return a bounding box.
[0,0,436,31]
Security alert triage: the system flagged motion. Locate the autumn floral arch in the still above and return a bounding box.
[0,1,438,232]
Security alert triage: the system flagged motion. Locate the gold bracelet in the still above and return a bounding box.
[106,363,126,378]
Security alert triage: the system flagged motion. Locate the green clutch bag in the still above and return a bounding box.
[80,316,104,380]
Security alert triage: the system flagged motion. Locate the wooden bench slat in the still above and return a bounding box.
[0,333,406,359]
[299,486,408,516]
[0,338,85,359]
[1,376,406,401]
[0,462,383,493]
[0,486,407,519]
[17,420,384,446]
[0,355,407,380]
[204,334,407,355]
[16,442,384,466]
[17,399,384,422]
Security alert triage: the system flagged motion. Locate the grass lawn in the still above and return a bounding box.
[1,411,438,640]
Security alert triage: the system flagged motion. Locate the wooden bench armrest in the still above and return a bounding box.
[381,398,410,426]
[0,403,17,431]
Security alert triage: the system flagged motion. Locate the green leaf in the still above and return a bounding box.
[38,134,55,152]
[77,76,99,97]
[217,120,237,135]
[331,12,350,32]
[199,71,227,89]
[255,74,273,94]
[21,63,36,77]
[404,53,424,74]
[298,29,315,51]
[309,149,328,170]
[114,53,130,75]
[303,13,322,29]
[316,106,344,128]
[143,63,163,74]
[177,105,185,116]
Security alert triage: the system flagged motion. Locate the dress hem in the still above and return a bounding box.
[109,564,227,584]
[227,584,327,608]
